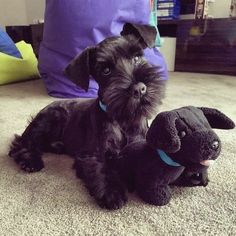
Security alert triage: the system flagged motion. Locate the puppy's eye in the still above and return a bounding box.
[133,55,141,64]
[179,130,186,138]
[102,67,111,76]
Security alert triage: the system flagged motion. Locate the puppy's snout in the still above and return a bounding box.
[211,140,219,150]
[132,82,147,98]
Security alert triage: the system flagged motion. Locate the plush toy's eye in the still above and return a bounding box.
[179,130,186,138]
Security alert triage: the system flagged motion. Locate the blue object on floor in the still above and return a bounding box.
[0,27,22,59]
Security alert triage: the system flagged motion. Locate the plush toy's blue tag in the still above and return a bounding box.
[99,100,107,112]
[157,149,182,167]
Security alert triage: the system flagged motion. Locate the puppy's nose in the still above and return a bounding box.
[132,82,147,98]
[211,140,219,150]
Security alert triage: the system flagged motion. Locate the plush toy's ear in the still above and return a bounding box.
[146,112,181,153]
[199,107,235,129]
[64,47,95,91]
[121,23,157,48]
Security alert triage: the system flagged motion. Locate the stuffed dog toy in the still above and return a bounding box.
[111,106,235,206]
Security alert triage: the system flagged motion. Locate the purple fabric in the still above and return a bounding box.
[38,0,168,98]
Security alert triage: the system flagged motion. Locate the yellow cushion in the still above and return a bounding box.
[0,41,39,85]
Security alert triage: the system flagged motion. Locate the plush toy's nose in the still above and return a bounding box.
[132,82,147,98]
[211,140,219,150]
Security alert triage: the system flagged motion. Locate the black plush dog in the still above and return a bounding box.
[111,106,235,206]
[8,23,166,209]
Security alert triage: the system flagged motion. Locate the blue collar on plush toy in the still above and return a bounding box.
[157,149,182,167]
[99,100,107,112]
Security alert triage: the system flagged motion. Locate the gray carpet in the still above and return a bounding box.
[0,72,235,236]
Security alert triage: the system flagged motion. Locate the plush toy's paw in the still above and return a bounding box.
[138,185,171,206]
[188,172,209,187]
[96,186,127,210]
[173,170,209,187]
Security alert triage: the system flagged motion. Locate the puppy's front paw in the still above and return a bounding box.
[97,187,127,210]
[75,156,127,210]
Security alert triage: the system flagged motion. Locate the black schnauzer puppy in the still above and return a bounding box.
[9,23,166,210]
[111,106,235,206]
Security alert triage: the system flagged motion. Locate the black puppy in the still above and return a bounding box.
[111,106,235,206]
[9,23,166,210]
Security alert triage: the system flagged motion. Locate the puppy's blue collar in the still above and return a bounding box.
[157,149,182,167]
[99,100,107,112]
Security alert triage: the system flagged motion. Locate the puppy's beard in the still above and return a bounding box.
[141,79,165,118]
[102,77,165,122]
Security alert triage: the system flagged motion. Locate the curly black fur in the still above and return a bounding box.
[8,23,166,210]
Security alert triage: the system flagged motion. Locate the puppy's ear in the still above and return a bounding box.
[146,112,181,153]
[121,23,157,48]
[64,47,95,91]
[199,107,235,130]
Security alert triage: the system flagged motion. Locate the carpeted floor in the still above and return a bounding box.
[0,72,235,236]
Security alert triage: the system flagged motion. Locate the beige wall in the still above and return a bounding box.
[208,0,232,18]
[0,0,45,29]
[25,0,45,24]
[0,0,27,29]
